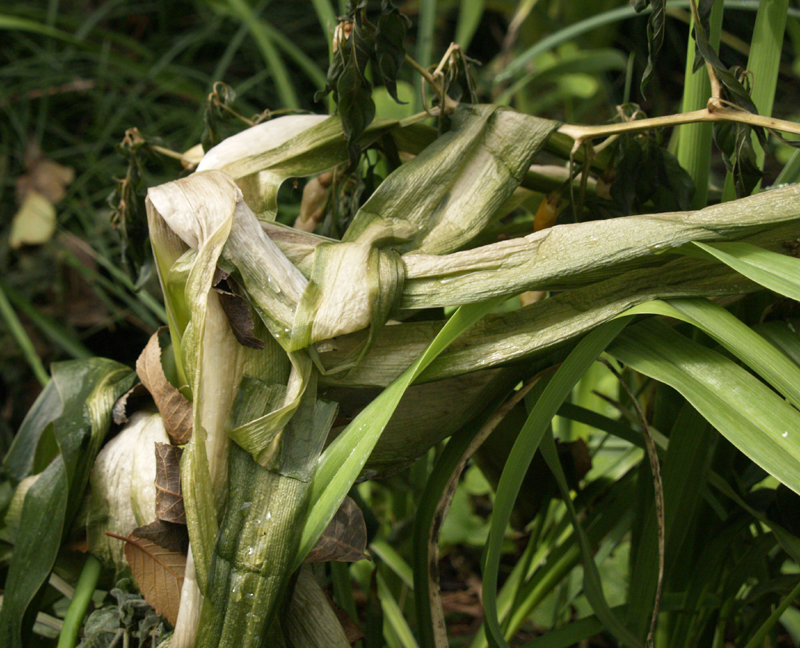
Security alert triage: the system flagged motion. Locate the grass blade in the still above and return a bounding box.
[482,319,639,648]
[298,295,507,566]
[683,240,800,302]
[607,319,800,495]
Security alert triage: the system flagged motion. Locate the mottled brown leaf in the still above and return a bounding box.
[136,329,193,444]
[112,383,151,425]
[213,277,265,350]
[130,519,189,554]
[108,526,186,626]
[155,443,185,524]
[329,593,365,644]
[305,497,369,563]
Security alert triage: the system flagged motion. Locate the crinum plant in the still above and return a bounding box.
[5,1,800,647]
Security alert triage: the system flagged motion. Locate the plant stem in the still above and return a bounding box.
[403,54,459,114]
[558,107,800,146]
[57,555,102,648]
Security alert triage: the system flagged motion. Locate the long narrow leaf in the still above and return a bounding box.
[607,319,800,495]
[298,295,507,566]
[683,240,800,301]
[482,319,639,648]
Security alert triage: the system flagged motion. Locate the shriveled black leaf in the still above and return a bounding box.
[654,147,695,212]
[692,0,718,73]
[315,51,346,104]
[633,0,666,95]
[155,443,185,524]
[713,121,764,198]
[610,134,695,215]
[305,496,369,562]
[375,2,410,104]
[770,129,800,150]
[692,18,760,117]
[337,63,375,162]
[109,128,156,283]
[213,277,266,350]
[334,12,376,167]
[202,81,238,151]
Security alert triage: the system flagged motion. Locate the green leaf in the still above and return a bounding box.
[0,359,135,648]
[298,295,507,566]
[683,240,800,302]
[482,319,639,648]
[607,319,800,495]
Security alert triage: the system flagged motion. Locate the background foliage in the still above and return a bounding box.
[4,1,800,647]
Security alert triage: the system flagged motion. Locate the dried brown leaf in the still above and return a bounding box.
[108,525,186,626]
[213,277,265,349]
[305,497,369,563]
[136,329,193,444]
[131,519,189,554]
[329,593,365,644]
[155,443,185,524]
[112,383,151,425]
[16,141,75,204]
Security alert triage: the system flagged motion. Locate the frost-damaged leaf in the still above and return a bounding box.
[375,1,411,104]
[213,276,266,350]
[336,9,377,166]
[84,411,170,571]
[136,329,193,444]
[305,496,369,563]
[155,443,185,524]
[109,526,187,627]
[713,121,764,198]
[633,0,665,95]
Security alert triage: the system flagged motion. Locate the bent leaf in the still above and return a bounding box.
[607,319,800,495]
[0,359,135,648]
[137,330,193,444]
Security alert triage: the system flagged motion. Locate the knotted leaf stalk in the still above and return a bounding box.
[144,104,800,646]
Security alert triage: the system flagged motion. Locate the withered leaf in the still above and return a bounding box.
[213,277,266,350]
[112,383,152,425]
[136,328,193,444]
[108,525,186,626]
[155,443,185,524]
[329,593,365,644]
[305,497,369,563]
[129,519,189,554]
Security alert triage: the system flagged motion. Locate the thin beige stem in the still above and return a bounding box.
[404,52,460,114]
[557,107,800,146]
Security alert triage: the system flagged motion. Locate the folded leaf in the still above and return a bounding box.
[0,359,135,648]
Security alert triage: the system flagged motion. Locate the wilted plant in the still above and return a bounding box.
[4,1,800,647]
